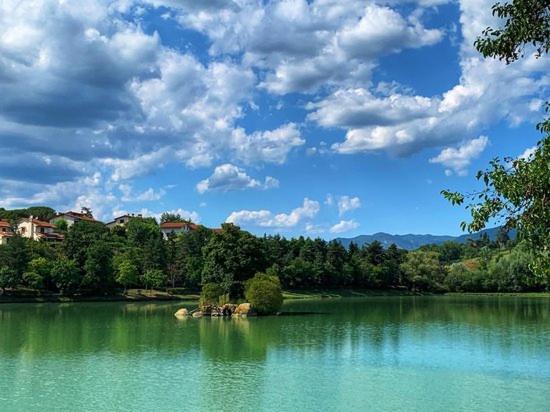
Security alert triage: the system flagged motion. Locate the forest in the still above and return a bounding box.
[0,207,546,298]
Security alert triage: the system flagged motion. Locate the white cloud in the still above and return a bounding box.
[230,123,305,164]
[518,145,537,160]
[226,198,320,228]
[330,219,359,234]
[159,0,444,95]
[429,136,489,176]
[196,164,279,193]
[119,184,166,201]
[322,0,549,156]
[337,196,361,215]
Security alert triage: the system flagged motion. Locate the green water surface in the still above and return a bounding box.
[0,296,548,411]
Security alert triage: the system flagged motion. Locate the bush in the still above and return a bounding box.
[200,283,224,307]
[245,273,283,315]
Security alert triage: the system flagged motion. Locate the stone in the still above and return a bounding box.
[234,303,251,315]
[174,308,188,318]
[192,311,203,318]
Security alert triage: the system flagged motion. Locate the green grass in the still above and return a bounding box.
[2,288,548,304]
[282,289,422,299]
[445,292,550,298]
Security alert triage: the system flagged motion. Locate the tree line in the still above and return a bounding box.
[0,214,547,297]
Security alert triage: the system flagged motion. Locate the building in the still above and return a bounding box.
[0,219,14,245]
[18,217,63,241]
[160,221,199,239]
[105,213,142,230]
[50,210,99,228]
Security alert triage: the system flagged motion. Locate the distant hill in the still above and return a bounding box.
[335,227,515,250]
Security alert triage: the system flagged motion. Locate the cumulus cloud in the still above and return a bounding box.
[119,183,166,202]
[429,136,489,176]
[323,0,549,156]
[330,219,359,234]
[196,164,279,193]
[337,196,361,215]
[518,145,537,160]
[230,123,305,164]
[158,0,444,94]
[0,0,308,206]
[226,198,320,228]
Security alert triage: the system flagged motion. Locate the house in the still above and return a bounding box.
[50,210,99,228]
[160,221,199,239]
[105,213,142,229]
[18,217,63,241]
[0,219,14,245]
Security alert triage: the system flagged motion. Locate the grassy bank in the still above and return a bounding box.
[1,288,548,304]
[0,288,200,304]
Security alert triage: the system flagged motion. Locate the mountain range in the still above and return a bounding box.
[335,227,514,250]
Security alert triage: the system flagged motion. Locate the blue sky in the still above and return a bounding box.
[0,0,547,238]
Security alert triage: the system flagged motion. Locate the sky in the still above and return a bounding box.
[0,0,547,238]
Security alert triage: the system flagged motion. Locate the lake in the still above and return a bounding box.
[0,296,548,411]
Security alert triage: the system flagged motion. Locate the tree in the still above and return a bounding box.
[400,250,444,291]
[0,266,18,294]
[126,217,165,273]
[245,273,283,315]
[474,0,550,63]
[23,257,51,289]
[0,235,29,281]
[54,219,68,233]
[141,269,167,292]
[443,0,550,278]
[51,258,81,295]
[114,256,138,292]
[64,220,109,270]
[26,206,56,221]
[83,240,114,292]
[160,212,186,224]
[202,223,265,293]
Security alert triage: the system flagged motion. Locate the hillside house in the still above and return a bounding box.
[160,221,199,239]
[0,220,14,245]
[18,217,63,241]
[50,210,99,228]
[105,213,142,230]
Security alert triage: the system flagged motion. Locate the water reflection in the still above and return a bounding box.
[0,297,548,364]
[1,297,549,411]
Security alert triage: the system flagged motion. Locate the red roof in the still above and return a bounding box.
[31,219,56,228]
[160,222,199,230]
[0,220,11,228]
[56,211,97,222]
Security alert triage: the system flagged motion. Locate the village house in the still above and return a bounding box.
[105,213,142,230]
[18,217,63,241]
[0,219,14,245]
[49,210,99,228]
[160,221,199,239]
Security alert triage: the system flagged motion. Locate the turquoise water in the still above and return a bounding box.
[0,296,549,411]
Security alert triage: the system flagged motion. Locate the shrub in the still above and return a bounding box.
[200,283,224,307]
[245,273,283,315]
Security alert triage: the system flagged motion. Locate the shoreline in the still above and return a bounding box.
[1,288,548,304]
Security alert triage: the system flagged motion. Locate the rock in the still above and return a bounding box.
[234,303,251,315]
[192,311,203,318]
[174,308,188,318]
